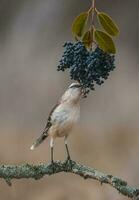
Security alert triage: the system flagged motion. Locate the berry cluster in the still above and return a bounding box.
[57,42,115,97]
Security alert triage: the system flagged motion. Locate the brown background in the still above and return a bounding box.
[0,0,139,199]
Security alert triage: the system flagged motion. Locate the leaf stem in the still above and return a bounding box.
[95,7,99,14]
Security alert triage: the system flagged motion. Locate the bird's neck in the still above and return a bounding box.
[60,91,81,105]
[61,97,80,106]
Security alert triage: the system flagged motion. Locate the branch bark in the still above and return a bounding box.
[0,160,139,199]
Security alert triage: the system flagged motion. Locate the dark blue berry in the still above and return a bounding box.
[57,42,115,97]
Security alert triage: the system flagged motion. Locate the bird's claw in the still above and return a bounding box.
[65,157,73,171]
[51,160,56,173]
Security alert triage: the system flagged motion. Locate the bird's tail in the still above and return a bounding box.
[30,131,48,150]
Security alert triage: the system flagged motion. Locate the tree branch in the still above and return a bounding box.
[0,160,139,199]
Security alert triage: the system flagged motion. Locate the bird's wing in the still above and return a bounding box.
[43,102,60,132]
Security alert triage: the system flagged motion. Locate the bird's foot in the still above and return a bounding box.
[51,160,56,173]
[65,156,73,171]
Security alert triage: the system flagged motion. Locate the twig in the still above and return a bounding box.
[91,0,95,26]
[0,160,139,199]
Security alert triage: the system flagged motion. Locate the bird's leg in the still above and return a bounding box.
[50,138,55,173]
[64,137,73,170]
[51,146,54,164]
[65,143,71,161]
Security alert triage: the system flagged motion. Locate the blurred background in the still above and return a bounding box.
[0,0,139,199]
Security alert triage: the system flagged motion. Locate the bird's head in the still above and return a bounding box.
[61,82,82,104]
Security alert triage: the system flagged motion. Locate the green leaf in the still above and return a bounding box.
[97,12,119,36]
[94,30,116,54]
[72,12,88,38]
[82,30,92,48]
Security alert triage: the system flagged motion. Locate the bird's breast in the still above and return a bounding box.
[49,103,80,137]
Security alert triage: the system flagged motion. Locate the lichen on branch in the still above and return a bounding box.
[0,160,139,199]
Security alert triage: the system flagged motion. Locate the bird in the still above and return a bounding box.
[30,82,83,166]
